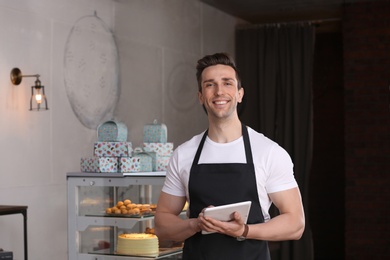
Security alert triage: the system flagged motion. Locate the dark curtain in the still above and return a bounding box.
[236,23,315,260]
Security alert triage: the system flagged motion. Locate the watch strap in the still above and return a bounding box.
[236,224,249,241]
[241,224,249,238]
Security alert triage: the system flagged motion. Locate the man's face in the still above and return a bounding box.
[198,64,243,120]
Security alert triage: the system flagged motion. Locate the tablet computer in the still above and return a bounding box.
[202,201,252,234]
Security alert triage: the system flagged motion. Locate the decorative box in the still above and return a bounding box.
[81,157,119,173]
[119,157,141,173]
[97,120,128,142]
[94,142,132,157]
[143,142,173,157]
[143,120,167,143]
[147,152,157,171]
[156,156,171,171]
[133,147,153,172]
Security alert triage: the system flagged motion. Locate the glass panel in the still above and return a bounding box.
[80,226,114,253]
[78,186,114,216]
[77,184,165,216]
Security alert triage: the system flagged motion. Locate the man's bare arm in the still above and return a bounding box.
[154,192,201,241]
[246,187,305,241]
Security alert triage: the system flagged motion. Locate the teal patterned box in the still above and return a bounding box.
[119,157,141,173]
[94,142,132,157]
[143,120,167,143]
[146,151,157,171]
[133,148,153,172]
[156,156,171,171]
[97,121,128,142]
[143,142,173,157]
[81,157,119,173]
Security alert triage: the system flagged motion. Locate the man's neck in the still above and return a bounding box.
[207,118,242,143]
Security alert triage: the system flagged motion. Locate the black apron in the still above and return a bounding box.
[183,124,270,260]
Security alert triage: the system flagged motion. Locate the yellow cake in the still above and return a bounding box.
[117,233,159,257]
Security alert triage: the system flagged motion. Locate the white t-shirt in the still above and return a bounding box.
[162,127,298,221]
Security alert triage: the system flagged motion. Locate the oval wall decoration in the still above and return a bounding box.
[64,13,120,129]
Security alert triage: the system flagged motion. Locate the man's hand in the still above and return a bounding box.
[198,209,246,237]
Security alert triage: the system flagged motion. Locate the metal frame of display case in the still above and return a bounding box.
[67,172,181,260]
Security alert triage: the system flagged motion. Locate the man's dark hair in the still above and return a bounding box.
[196,52,242,92]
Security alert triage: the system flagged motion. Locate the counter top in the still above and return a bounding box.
[67,172,166,178]
[0,205,28,214]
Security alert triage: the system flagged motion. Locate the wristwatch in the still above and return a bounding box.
[236,224,249,241]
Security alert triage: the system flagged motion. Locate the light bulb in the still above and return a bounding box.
[35,94,42,104]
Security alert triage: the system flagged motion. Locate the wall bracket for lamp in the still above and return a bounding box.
[10,67,49,111]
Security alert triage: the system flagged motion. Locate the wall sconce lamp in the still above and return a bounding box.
[10,68,49,111]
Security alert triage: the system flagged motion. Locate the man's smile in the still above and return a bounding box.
[213,100,229,105]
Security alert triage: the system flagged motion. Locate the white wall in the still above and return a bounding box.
[0,0,237,259]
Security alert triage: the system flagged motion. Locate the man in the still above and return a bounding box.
[155,53,305,259]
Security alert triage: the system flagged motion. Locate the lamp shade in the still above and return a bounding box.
[30,83,48,111]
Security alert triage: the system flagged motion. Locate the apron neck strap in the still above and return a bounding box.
[241,123,253,164]
[191,123,253,168]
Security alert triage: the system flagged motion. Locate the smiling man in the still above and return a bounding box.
[155,53,305,260]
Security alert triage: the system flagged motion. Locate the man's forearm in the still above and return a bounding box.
[155,212,200,241]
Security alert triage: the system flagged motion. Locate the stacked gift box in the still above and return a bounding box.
[80,120,173,174]
[142,120,174,172]
[143,142,173,171]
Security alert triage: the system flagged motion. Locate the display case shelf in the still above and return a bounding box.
[76,215,156,231]
[88,247,183,260]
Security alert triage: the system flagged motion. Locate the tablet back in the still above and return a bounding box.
[202,201,252,234]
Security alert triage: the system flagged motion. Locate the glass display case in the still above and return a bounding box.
[67,172,183,260]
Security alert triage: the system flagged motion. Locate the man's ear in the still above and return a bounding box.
[198,91,204,105]
[237,87,244,103]
[198,91,208,114]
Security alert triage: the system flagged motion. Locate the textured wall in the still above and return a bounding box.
[343,1,390,259]
[0,0,237,259]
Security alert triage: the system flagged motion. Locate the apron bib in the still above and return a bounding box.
[183,124,270,260]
